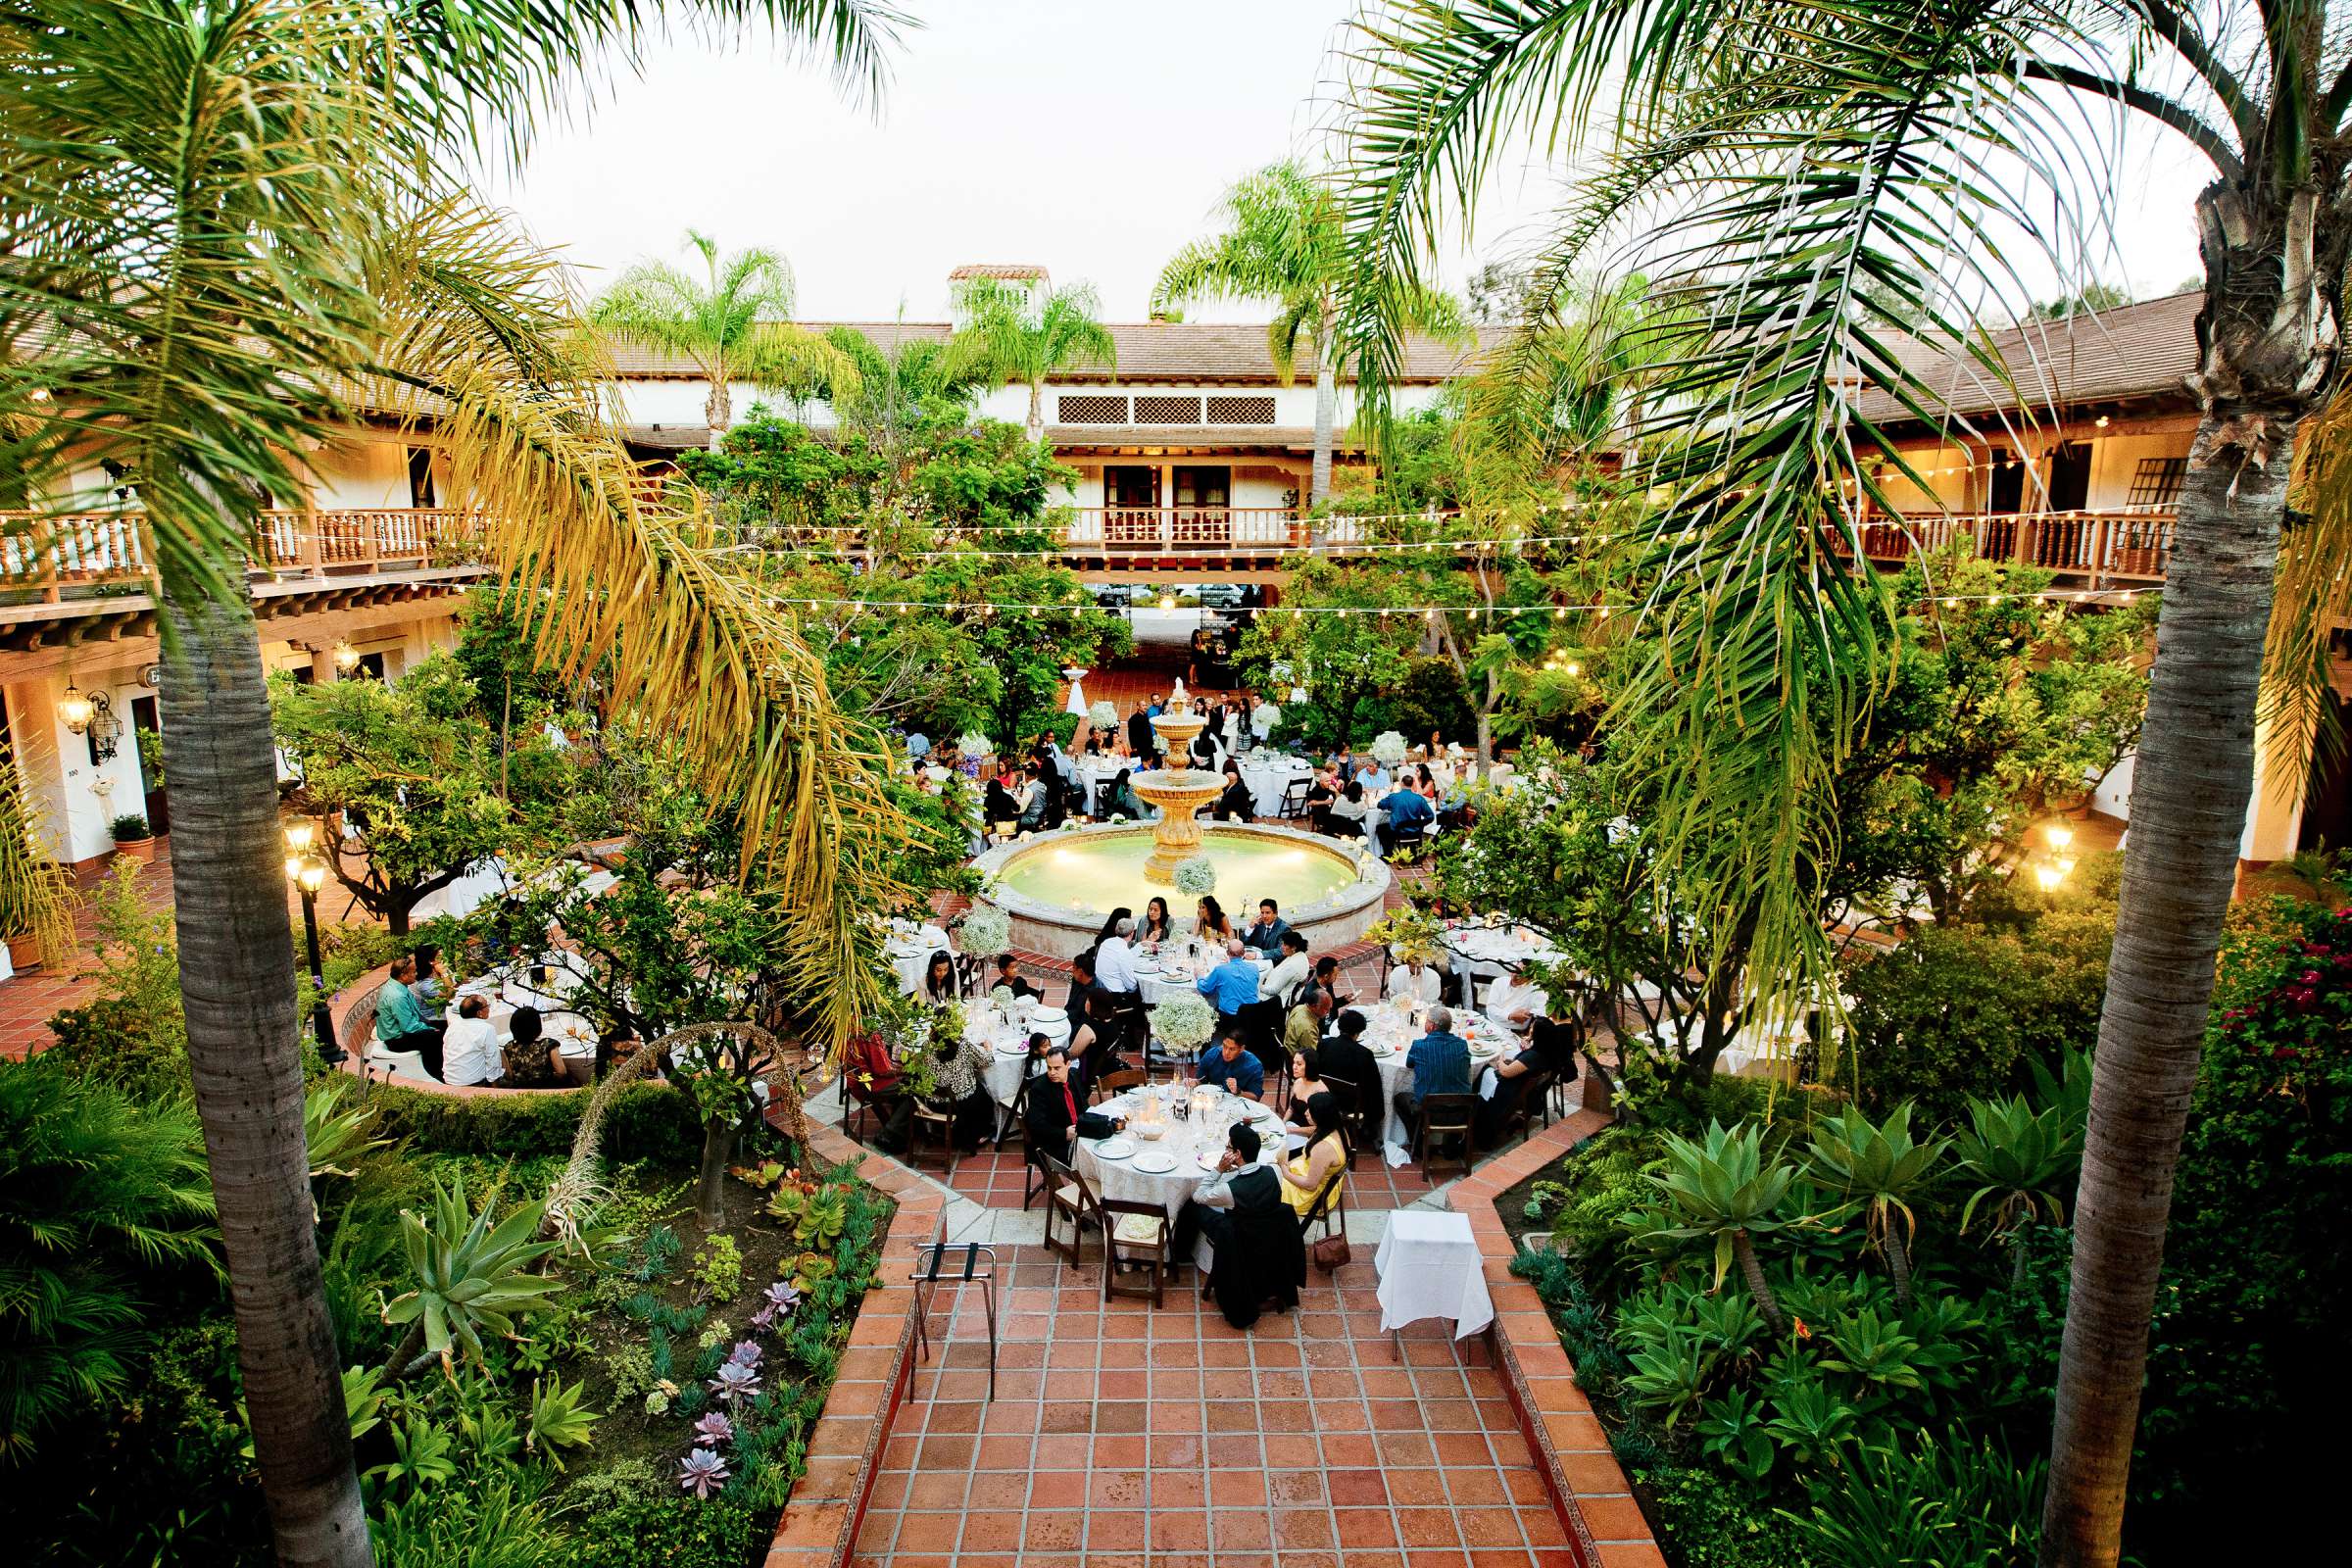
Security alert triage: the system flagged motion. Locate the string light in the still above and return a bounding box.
[760,586,2138,618]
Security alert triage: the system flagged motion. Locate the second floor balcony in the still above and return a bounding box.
[2,507,476,608]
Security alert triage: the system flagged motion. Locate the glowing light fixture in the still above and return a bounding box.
[58,683,94,733]
[331,639,361,673]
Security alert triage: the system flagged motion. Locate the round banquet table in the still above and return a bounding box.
[882,924,952,997]
[1234,754,1314,817]
[1440,922,1568,985]
[1074,757,1155,817]
[1356,1001,1514,1159]
[1077,1083,1288,1226]
[447,963,597,1067]
[958,997,1072,1113]
[1132,943,1273,1007]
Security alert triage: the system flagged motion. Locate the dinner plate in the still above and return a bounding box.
[1028,1005,1068,1024]
[1094,1138,1138,1160]
[1130,1151,1178,1174]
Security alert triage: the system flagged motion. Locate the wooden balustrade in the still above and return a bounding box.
[1,507,473,603]
[1839,510,2176,584]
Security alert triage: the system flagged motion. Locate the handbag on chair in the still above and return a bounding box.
[1309,1232,1351,1271]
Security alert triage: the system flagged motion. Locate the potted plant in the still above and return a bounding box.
[108,812,155,863]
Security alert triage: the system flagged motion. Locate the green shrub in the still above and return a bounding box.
[356,1079,701,1164]
[1639,1464,1814,1568]
[571,1491,761,1568]
[1784,1433,2041,1568]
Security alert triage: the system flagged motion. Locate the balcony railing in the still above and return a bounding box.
[1058,508,1307,553]
[1840,510,2176,584]
[0,508,475,603]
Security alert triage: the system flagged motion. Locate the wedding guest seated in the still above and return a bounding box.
[1243,898,1293,957]
[1386,955,1443,1005]
[373,955,446,1079]
[982,772,1022,836]
[922,950,958,1005]
[1064,949,1107,1016]
[1317,1006,1381,1127]
[1310,954,1346,1010]
[1193,1024,1266,1100]
[1327,780,1370,839]
[1305,766,1339,831]
[1213,760,1253,822]
[1102,767,1145,820]
[1283,1047,1332,1137]
[1393,1005,1473,1131]
[1277,1090,1349,1217]
[1283,987,1332,1069]
[410,944,448,1007]
[1172,1123,1304,1329]
[1377,782,1436,853]
[441,994,501,1087]
[994,954,1043,1002]
[1194,896,1235,947]
[1476,1010,1582,1145]
[926,1028,997,1154]
[501,1005,562,1089]
[1264,927,1311,1008]
[1138,897,1175,946]
[1024,1047,1117,1155]
[1195,939,1261,1033]
[1483,970,1549,1036]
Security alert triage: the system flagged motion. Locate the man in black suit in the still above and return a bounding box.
[1316,1006,1383,1132]
[1127,700,1158,765]
[1023,1048,1112,1157]
[1172,1122,1305,1328]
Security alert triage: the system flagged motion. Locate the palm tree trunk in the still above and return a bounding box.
[705,379,731,451]
[160,587,370,1568]
[1311,353,1338,507]
[1026,379,1046,447]
[1732,1230,1785,1334]
[2039,379,2298,1565]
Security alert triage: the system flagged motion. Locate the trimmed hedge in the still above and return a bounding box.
[356,1078,705,1165]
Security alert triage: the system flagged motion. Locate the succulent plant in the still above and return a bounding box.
[677,1446,731,1498]
[763,1280,803,1313]
[727,1341,762,1369]
[692,1412,734,1448]
[708,1360,760,1403]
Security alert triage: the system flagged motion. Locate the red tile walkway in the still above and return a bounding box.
[858,1243,1581,1568]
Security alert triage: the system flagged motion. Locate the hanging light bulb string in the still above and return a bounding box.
[770,585,2147,620]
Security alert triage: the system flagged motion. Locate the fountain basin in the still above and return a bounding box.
[971,822,1391,960]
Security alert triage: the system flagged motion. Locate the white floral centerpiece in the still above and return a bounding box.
[957,730,993,760]
[957,906,1011,957]
[1088,699,1119,731]
[1173,856,1219,896]
[1150,994,1217,1054]
[1371,730,1409,768]
[1250,701,1282,742]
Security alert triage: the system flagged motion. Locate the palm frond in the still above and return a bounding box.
[2265,385,2352,806]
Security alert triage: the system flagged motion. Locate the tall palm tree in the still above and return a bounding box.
[589,230,854,450]
[0,4,904,1564]
[1152,161,1468,505]
[945,276,1118,445]
[1329,6,2352,1561]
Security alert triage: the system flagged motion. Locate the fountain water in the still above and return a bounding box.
[1130,680,1226,883]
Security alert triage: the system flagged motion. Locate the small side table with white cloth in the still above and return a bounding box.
[1373,1209,1494,1340]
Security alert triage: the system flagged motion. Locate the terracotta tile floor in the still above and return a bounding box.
[857,1244,1580,1568]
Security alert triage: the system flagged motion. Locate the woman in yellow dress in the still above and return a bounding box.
[1276,1090,1349,1218]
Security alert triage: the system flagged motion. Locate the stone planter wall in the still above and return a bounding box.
[1446,1111,1667,1568]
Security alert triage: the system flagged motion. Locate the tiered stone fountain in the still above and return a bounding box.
[1130,681,1225,883]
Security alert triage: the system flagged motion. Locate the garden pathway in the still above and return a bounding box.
[852,1242,1585,1568]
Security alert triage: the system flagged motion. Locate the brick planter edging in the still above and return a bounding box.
[1446,1111,1670,1568]
[761,1117,944,1568]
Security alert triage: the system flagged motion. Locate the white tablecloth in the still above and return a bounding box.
[1374,1210,1494,1338]
[1235,755,1314,817]
[962,998,1071,1108]
[1133,945,1272,1007]
[1442,923,1568,983]
[1641,1020,1809,1081]
[447,964,597,1058]
[1076,1085,1286,1223]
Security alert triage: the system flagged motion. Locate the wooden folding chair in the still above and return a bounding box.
[1296,1165,1347,1247]
[1412,1093,1478,1180]
[1038,1149,1097,1270]
[1094,1067,1146,1103]
[1101,1198,1174,1307]
[906,1100,959,1176]
[1277,776,1311,819]
[1318,1073,1372,1168]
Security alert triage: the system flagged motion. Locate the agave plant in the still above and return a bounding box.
[524,1376,601,1470]
[1804,1104,1949,1305]
[677,1446,731,1499]
[302,1077,385,1183]
[1954,1095,2082,1284]
[1628,1120,1800,1332]
[382,1175,565,1377]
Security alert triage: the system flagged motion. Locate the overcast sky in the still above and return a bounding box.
[494,1,2215,325]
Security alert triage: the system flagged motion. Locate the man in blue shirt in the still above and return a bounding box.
[1393,1004,1472,1130]
[1242,898,1292,957]
[1378,784,1436,855]
[1193,1025,1266,1100]
[1195,938,1262,1027]
[1354,760,1393,798]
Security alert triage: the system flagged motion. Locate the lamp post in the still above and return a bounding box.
[283,821,341,1064]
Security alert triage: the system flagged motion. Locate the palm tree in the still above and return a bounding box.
[1153,161,1467,505]
[589,230,854,450]
[0,5,904,1564]
[1329,6,2351,1560]
[946,276,1118,445]
[1804,1103,1950,1306]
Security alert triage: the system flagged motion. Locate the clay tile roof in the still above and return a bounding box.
[947,264,1050,281]
[602,321,1507,386]
[1853,290,2201,428]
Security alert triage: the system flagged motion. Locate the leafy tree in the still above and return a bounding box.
[0,1059,218,1460]
[1153,160,1467,504]
[2029,282,2133,320]
[1331,5,2352,1552]
[587,230,850,449]
[2,6,906,1560]
[272,656,575,935]
[943,276,1116,445]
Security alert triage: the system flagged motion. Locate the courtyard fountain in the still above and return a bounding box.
[968,682,1391,958]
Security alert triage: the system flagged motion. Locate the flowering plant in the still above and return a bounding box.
[1151,994,1217,1053]
[1370,730,1409,767]
[1089,699,1119,730]
[957,906,1011,956]
[1174,855,1219,896]
[957,730,992,759]
[1365,906,1446,965]
[989,984,1015,1011]
[1250,702,1282,739]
